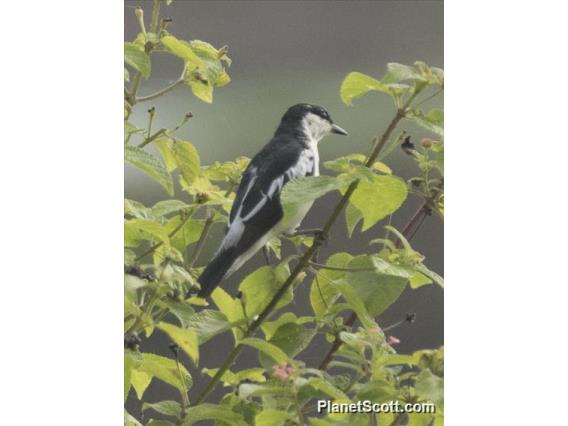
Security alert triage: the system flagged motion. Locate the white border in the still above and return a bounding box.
[446,0,567,423]
[0,1,123,423]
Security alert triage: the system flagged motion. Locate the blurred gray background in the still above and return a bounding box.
[125,0,443,416]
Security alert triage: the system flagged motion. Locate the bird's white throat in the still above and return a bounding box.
[302,112,333,143]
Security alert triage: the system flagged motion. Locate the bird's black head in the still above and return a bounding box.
[277,103,348,141]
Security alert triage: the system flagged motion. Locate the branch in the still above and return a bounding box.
[194,96,415,404]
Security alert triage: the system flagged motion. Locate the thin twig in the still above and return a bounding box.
[136,78,185,103]
[138,128,167,148]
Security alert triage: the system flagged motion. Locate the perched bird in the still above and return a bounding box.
[197,103,347,298]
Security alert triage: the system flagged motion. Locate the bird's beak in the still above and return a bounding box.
[331,123,348,135]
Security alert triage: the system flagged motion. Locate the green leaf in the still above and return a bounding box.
[345,202,363,237]
[304,378,350,402]
[171,139,200,185]
[183,403,246,426]
[260,322,316,368]
[415,263,444,288]
[330,279,377,329]
[157,322,199,365]
[185,309,231,344]
[125,350,151,400]
[157,299,195,328]
[125,410,143,426]
[240,337,289,364]
[254,410,290,426]
[211,288,246,339]
[151,200,190,217]
[125,145,173,195]
[125,198,151,220]
[131,368,152,400]
[125,122,145,135]
[407,108,444,136]
[124,42,150,79]
[125,219,170,247]
[340,72,392,106]
[124,353,133,401]
[187,79,213,103]
[154,139,178,173]
[202,367,266,387]
[137,352,192,394]
[142,400,182,419]
[240,263,293,318]
[261,312,300,340]
[310,253,354,317]
[161,35,204,69]
[386,62,426,83]
[409,271,433,289]
[266,237,282,259]
[147,421,177,426]
[343,256,408,317]
[237,382,292,399]
[415,369,444,406]
[323,153,367,174]
[349,175,407,231]
[355,380,399,402]
[281,175,353,216]
[189,40,223,60]
[166,216,204,252]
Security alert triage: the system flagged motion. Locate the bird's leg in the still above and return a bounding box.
[262,245,272,266]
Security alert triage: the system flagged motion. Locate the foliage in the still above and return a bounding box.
[124,2,444,425]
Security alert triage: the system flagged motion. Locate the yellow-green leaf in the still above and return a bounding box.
[124,42,150,79]
[171,139,200,184]
[340,71,391,106]
[157,322,199,365]
[240,337,289,364]
[137,352,192,394]
[255,410,290,426]
[161,35,204,68]
[349,175,407,231]
[125,144,173,195]
[187,79,213,103]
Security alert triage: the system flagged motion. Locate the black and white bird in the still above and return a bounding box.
[197,103,347,298]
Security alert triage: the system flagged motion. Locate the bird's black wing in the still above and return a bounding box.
[197,137,315,297]
[224,138,315,254]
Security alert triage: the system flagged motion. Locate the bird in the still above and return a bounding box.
[196,103,347,298]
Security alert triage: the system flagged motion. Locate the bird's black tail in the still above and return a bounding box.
[197,248,237,298]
